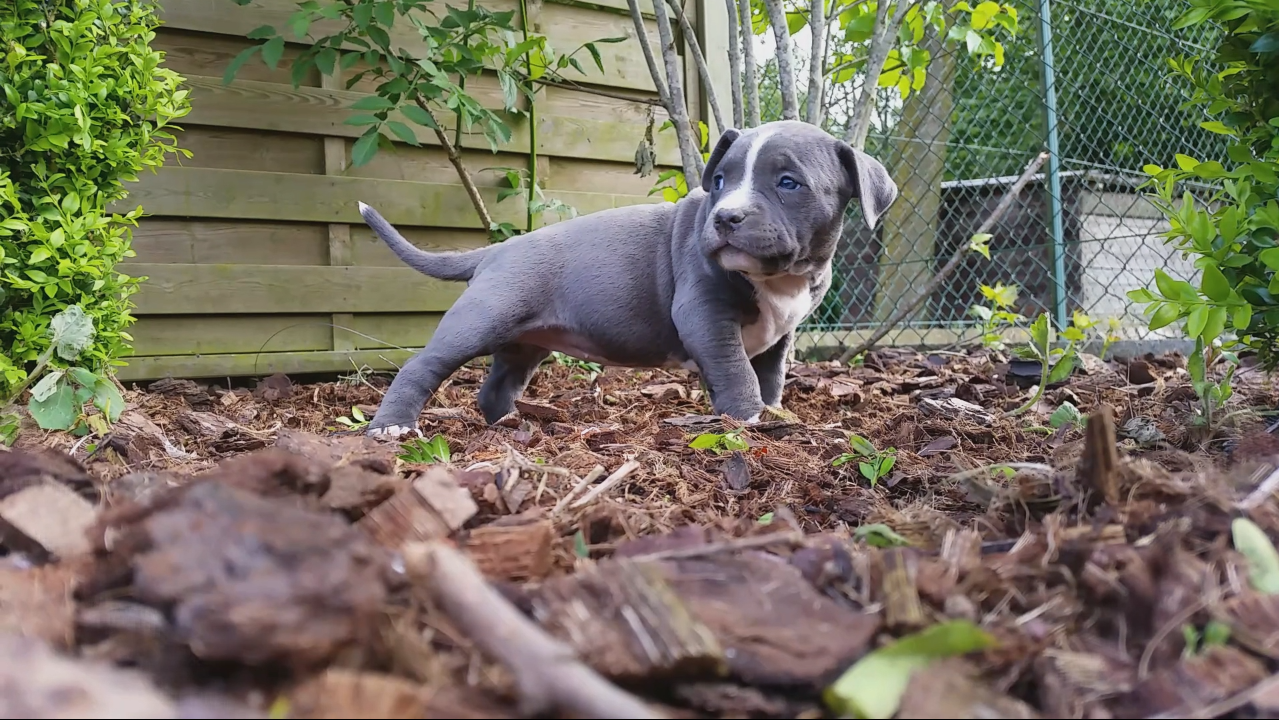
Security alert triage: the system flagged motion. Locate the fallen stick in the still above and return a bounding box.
[401,541,664,719]
[551,464,606,516]
[627,529,805,561]
[570,459,642,510]
[837,151,1051,364]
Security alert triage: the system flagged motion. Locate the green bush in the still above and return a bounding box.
[1128,0,1278,423]
[0,0,190,399]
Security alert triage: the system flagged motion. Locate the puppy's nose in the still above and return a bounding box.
[714,207,746,232]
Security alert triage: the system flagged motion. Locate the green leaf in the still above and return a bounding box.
[261,37,286,70]
[343,114,381,126]
[49,305,96,361]
[28,247,50,264]
[1201,265,1230,303]
[246,24,277,40]
[849,434,877,457]
[1258,247,1279,270]
[823,621,999,719]
[858,461,877,482]
[1049,401,1083,429]
[1199,120,1235,136]
[1234,304,1252,332]
[1249,32,1279,54]
[1029,313,1050,351]
[92,378,126,422]
[351,95,396,111]
[1186,304,1209,338]
[1202,306,1228,345]
[28,382,78,431]
[315,48,338,76]
[1127,288,1157,304]
[689,433,724,450]
[399,103,438,128]
[67,367,98,387]
[385,120,419,146]
[854,523,909,548]
[30,370,65,403]
[1174,153,1200,171]
[224,45,261,84]
[1149,303,1179,331]
[1232,518,1279,595]
[1046,350,1076,385]
[573,529,589,558]
[351,130,381,167]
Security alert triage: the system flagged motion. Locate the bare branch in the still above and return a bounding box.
[532,76,664,107]
[626,0,700,185]
[402,542,664,719]
[804,0,827,125]
[665,0,726,137]
[760,0,799,120]
[723,0,744,128]
[836,151,1051,363]
[842,0,912,149]
[413,97,493,232]
[737,0,761,127]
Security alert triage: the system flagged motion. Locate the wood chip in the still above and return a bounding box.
[640,383,688,402]
[514,400,567,423]
[721,451,751,492]
[1078,404,1120,507]
[462,520,555,582]
[357,467,478,547]
[919,436,958,457]
[0,482,97,561]
[917,397,994,426]
[289,668,427,719]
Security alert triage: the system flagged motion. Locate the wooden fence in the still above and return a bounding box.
[112,0,731,382]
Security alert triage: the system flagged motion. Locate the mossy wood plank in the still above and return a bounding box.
[159,0,669,92]
[112,166,662,228]
[176,74,680,166]
[127,220,330,265]
[127,313,441,356]
[170,125,324,174]
[116,349,419,382]
[128,263,464,314]
[129,315,333,356]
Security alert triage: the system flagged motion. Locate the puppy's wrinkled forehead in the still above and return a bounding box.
[711,125,841,211]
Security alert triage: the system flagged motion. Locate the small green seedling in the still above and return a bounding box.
[572,529,590,558]
[854,523,910,548]
[335,406,370,430]
[1182,619,1231,658]
[688,428,749,455]
[832,434,897,486]
[549,351,603,382]
[757,512,775,525]
[1049,401,1086,431]
[398,434,452,464]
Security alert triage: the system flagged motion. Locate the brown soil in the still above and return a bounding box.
[4,347,1279,719]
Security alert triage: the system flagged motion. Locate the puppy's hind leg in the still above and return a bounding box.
[477,343,550,425]
[368,293,522,438]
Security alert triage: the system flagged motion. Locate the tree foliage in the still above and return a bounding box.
[0,0,191,399]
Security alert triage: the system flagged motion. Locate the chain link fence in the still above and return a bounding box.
[758,0,1227,358]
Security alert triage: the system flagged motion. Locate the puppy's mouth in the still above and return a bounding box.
[716,246,796,280]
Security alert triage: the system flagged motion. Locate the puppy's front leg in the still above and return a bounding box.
[673,301,764,422]
[751,332,792,409]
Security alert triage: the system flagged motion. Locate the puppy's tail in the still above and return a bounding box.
[358,201,489,281]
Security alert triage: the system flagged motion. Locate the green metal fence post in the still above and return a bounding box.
[1037,0,1068,331]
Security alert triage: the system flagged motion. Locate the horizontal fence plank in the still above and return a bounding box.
[128,263,464,314]
[177,74,679,166]
[129,315,333,356]
[129,313,444,356]
[117,349,417,382]
[113,166,663,228]
[128,219,331,265]
[159,0,670,92]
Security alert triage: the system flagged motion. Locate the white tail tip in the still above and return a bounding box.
[357,201,371,216]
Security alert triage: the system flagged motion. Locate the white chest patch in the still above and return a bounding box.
[741,275,812,358]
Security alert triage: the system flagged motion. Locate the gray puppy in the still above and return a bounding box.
[358,120,898,438]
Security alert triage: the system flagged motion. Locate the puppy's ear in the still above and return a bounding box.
[837,142,899,229]
[701,128,742,193]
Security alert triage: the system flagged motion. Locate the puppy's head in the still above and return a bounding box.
[698,120,898,279]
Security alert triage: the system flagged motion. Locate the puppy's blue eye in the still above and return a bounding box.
[714,174,725,191]
[778,176,800,190]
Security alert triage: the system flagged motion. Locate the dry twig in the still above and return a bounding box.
[571,459,643,510]
[837,151,1051,363]
[627,529,805,561]
[760,0,799,120]
[665,0,725,136]
[413,98,493,232]
[639,0,703,184]
[402,541,664,718]
[723,0,744,127]
[736,0,760,126]
[804,0,828,125]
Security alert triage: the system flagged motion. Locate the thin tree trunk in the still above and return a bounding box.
[871,23,957,325]
[665,0,726,137]
[724,0,744,128]
[804,0,827,125]
[760,0,798,120]
[842,0,911,149]
[737,0,760,127]
[628,0,702,184]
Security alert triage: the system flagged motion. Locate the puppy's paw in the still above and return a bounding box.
[744,413,762,426]
[367,424,422,440]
